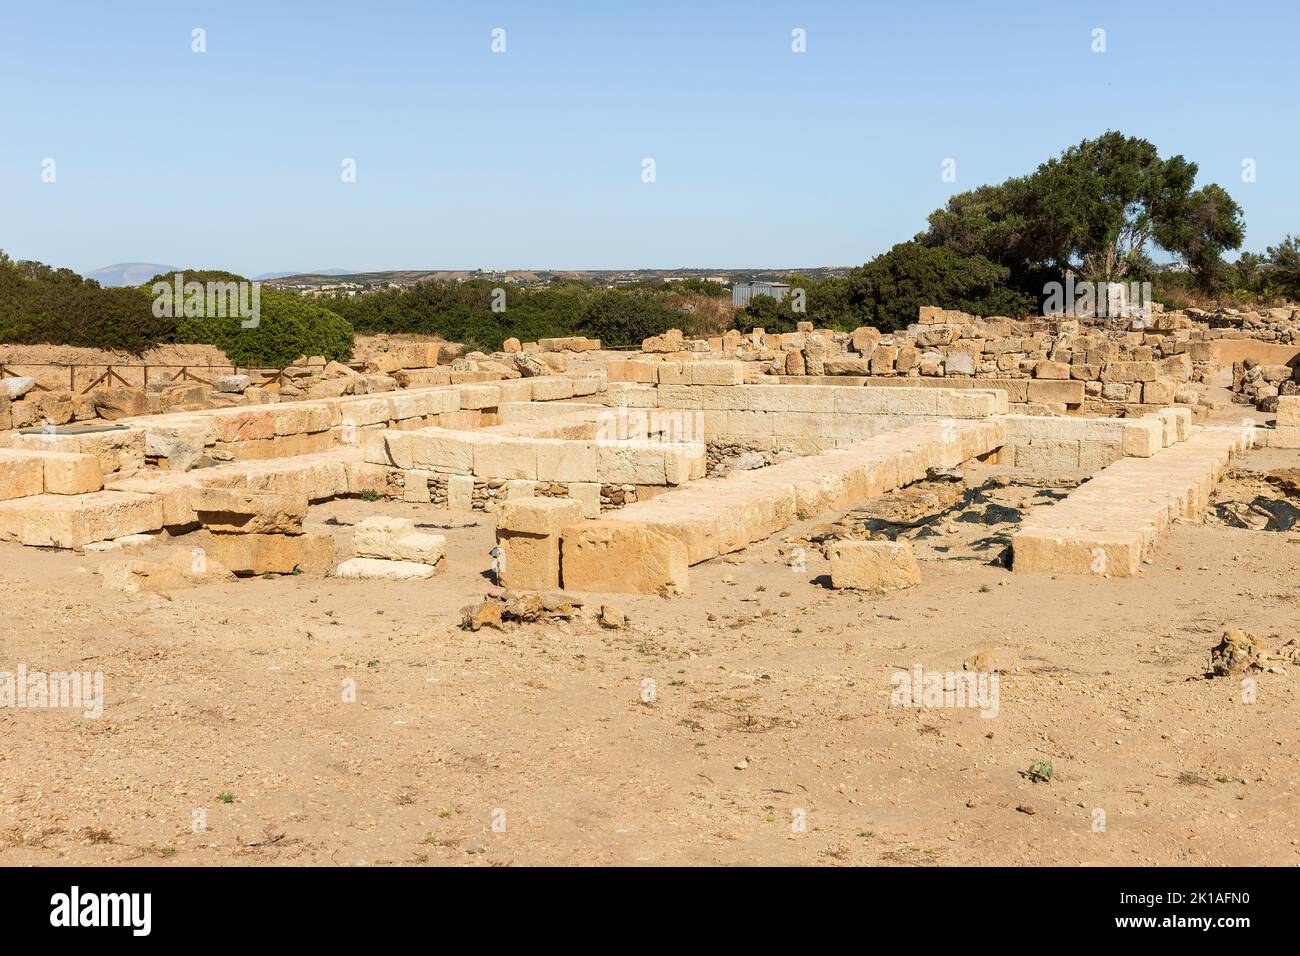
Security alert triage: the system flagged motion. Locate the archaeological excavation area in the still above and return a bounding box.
[2,308,1299,867]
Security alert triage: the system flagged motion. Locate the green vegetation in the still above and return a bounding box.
[0,133,1288,357]
[163,270,353,366]
[0,255,353,365]
[0,251,170,352]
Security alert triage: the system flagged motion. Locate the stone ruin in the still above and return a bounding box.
[0,306,1292,596]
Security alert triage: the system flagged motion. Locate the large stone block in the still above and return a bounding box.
[597,442,667,484]
[410,430,475,473]
[1025,379,1084,405]
[497,497,583,536]
[37,451,104,495]
[561,522,689,594]
[193,488,307,534]
[1276,396,1300,427]
[0,450,47,500]
[829,540,920,591]
[535,439,599,482]
[196,531,334,575]
[473,437,539,480]
[0,491,164,549]
[351,515,446,565]
[336,557,439,580]
[1012,527,1143,576]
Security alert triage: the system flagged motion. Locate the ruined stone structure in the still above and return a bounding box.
[1,306,1293,595]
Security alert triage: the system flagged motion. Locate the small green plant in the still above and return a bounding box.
[1026,760,1053,784]
[366,658,380,668]
[218,790,235,804]
[978,584,990,593]
[359,489,383,502]
[160,846,177,857]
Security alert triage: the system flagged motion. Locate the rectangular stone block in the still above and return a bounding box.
[192,488,308,534]
[0,491,165,549]
[408,430,474,473]
[597,442,667,484]
[1013,527,1143,576]
[530,378,576,401]
[0,450,47,500]
[689,361,745,386]
[473,437,538,480]
[1121,419,1164,457]
[560,522,689,594]
[829,540,920,591]
[1276,396,1300,427]
[447,474,475,511]
[535,440,599,482]
[197,530,334,575]
[1026,379,1084,405]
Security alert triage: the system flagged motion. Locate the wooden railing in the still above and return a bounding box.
[0,363,317,395]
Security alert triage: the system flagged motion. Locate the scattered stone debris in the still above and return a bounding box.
[459,591,594,631]
[1210,629,1265,676]
[1207,468,1300,531]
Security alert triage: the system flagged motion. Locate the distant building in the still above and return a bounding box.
[732,281,790,307]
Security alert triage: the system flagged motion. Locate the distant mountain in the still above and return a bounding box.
[253,268,355,281]
[84,262,179,287]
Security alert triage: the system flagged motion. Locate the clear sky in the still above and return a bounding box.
[2,0,1296,276]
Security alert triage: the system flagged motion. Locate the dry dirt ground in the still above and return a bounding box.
[2,450,1298,867]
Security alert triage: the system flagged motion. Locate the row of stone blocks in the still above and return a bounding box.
[1012,424,1251,576]
[4,375,602,473]
[493,419,1007,594]
[998,407,1192,470]
[0,449,376,550]
[611,382,1008,417]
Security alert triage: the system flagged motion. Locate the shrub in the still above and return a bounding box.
[846,242,1034,331]
[0,251,171,353]
[168,272,353,366]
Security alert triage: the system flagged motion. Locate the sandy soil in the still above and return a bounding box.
[1,443,1298,867]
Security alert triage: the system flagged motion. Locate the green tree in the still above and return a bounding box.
[845,243,1034,331]
[924,132,1244,292]
[1266,236,1300,300]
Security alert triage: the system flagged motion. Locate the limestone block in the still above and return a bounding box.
[1026,380,1084,405]
[411,431,475,473]
[1013,527,1143,576]
[192,488,308,534]
[597,442,667,484]
[531,378,576,401]
[560,522,689,594]
[447,474,475,511]
[403,470,433,502]
[0,450,48,500]
[829,540,920,591]
[1034,360,1071,380]
[0,491,164,549]
[689,361,744,386]
[353,516,446,565]
[38,451,104,494]
[567,482,602,519]
[1142,380,1176,405]
[608,360,657,383]
[1014,440,1081,469]
[535,439,599,482]
[457,384,501,409]
[473,437,539,480]
[1276,396,1300,427]
[197,530,334,575]
[1121,419,1164,457]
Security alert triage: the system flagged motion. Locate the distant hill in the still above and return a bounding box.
[84,263,179,287]
[254,268,355,281]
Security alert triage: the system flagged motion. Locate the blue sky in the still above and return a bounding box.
[2,0,1296,276]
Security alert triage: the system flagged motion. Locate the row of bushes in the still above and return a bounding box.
[0,254,354,365]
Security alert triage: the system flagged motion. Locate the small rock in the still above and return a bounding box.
[1016,804,1036,815]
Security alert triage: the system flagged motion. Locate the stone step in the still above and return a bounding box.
[558,418,1006,594]
[1012,425,1250,576]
